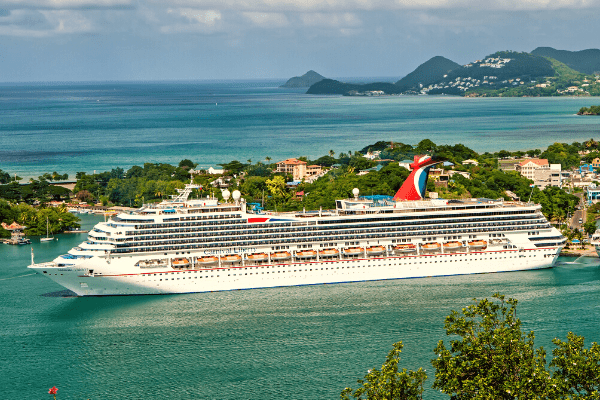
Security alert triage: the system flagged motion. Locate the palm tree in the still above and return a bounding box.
[329,150,335,157]
[265,156,271,163]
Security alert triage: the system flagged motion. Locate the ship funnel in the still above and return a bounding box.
[393,155,443,201]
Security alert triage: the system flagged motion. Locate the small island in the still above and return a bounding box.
[578,105,600,115]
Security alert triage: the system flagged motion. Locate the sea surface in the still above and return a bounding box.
[1,215,600,399]
[1,80,599,179]
[2,81,600,399]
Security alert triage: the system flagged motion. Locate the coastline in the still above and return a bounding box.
[560,245,598,257]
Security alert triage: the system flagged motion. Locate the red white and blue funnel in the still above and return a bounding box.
[393,155,442,201]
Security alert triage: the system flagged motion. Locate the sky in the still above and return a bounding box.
[0,0,599,82]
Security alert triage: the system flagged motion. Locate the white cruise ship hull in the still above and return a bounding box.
[30,246,561,296]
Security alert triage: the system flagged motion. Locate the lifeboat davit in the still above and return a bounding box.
[247,253,269,262]
[296,250,317,259]
[421,242,441,252]
[366,245,386,256]
[197,256,219,265]
[343,247,364,256]
[271,251,291,261]
[220,254,242,263]
[319,248,339,257]
[468,240,487,250]
[393,243,417,254]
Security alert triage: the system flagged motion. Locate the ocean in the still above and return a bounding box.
[2,81,600,399]
[1,80,599,179]
[1,216,600,399]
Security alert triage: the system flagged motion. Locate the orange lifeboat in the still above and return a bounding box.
[366,245,386,256]
[443,241,463,252]
[343,247,364,256]
[295,250,317,259]
[468,240,487,250]
[394,243,417,254]
[421,242,441,252]
[271,251,291,261]
[172,258,190,267]
[247,253,269,262]
[220,254,242,263]
[318,248,339,257]
[197,256,219,265]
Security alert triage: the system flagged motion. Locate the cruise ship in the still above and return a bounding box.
[29,155,566,296]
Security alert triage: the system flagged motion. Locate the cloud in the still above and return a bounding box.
[0,0,134,10]
[300,12,361,27]
[243,12,288,27]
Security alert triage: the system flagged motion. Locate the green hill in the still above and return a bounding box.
[280,70,326,88]
[531,47,600,75]
[395,56,461,91]
[306,79,402,95]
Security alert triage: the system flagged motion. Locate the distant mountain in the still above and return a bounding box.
[280,70,326,88]
[395,56,461,91]
[531,47,600,75]
[425,51,555,95]
[305,79,402,95]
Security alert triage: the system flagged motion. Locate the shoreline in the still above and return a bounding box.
[560,245,598,257]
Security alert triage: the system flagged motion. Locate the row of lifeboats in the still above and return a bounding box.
[159,240,489,269]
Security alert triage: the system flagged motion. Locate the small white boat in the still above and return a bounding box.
[40,217,54,242]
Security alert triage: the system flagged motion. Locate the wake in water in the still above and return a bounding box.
[0,272,37,281]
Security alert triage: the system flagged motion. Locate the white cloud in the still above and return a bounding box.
[0,0,134,10]
[300,12,361,27]
[243,11,288,27]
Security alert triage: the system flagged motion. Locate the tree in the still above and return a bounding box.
[341,341,427,400]
[0,169,11,184]
[550,332,600,398]
[431,293,551,399]
[178,159,195,170]
[583,221,597,237]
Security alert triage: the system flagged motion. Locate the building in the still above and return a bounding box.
[462,159,479,166]
[275,158,323,182]
[399,160,413,170]
[587,184,600,204]
[533,164,562,189]
[592,158,600,169]
[516,159,549,181]
[276,158,306,174]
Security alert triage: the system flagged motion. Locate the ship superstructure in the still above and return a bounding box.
[29,157,566,296]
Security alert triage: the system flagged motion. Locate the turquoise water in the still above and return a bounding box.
[1,215,600,399]
[1,81,599,179]
[3,82,600,399]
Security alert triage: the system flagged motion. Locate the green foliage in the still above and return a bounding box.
[578,105,600,115]
[432,294,552,399]
[550,332,600,399]
[0,169,11,184]
[219,160,247,175]
[341,341,427,400]
[0,200,80,235]
[540,142,581,169]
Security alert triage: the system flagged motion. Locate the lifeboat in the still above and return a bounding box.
[468,240,487,250]
[172,258,190,267]
[271,251,291,261]
[220,254,242,263]
[421,242,441,252]
[318,248,339,257]
[197,256,219,265]
[247,253,269,263]
[442,241,463,252]
[295,250,317,259]
[366,245,386,256]
[343,247,364,256]
[393,243,417,254]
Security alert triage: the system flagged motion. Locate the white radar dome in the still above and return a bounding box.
[222,189,231,201]
[352,188,360,198]
[232,190,241,201]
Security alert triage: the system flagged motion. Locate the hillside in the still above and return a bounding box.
[395,56,461,91]
[426,51,555,95]
[280,70,326,88]
[305,79,402,95]
[531,47,600,75]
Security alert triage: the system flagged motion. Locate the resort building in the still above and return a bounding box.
[276,158,323,182]
[516,159,549,181]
